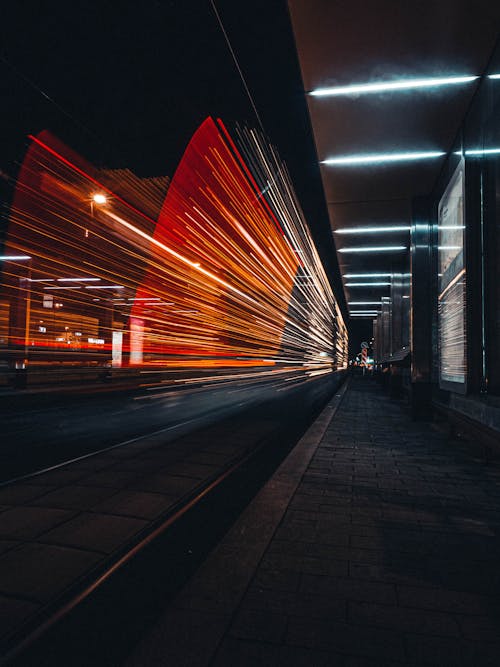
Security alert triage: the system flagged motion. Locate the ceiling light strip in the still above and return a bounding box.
[322,152,444,166]
[338,246,406,253]
[343,273,392,278]
[335,226,410,234]
[310,75,478,97]
[345,282,391,287]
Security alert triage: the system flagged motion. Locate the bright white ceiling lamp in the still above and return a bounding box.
[455,147,500,157]
[338,246,406,253]
[345,282,391,287]
[343,272,392,278]
[335,225,410,234]
[1,255,31,260]
[348,301,382,305]
[488,74,500,79]
[57,277,101,282]
[84,285,125,289]
[310,75,478,97]
[322,151,444,166]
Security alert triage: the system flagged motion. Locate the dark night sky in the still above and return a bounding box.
[1,0,348,319]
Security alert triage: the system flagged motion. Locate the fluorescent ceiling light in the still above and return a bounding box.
[85,285,125,289]
[338,246,406,253]
[345,282,391,287]
[310,75,478,97]
[28,278,55,282]
[488,74,500,79]
[322,151,444,166]
[1,255,31,260]
[437,225,465,230]
[335,226,410,234]
[348,301,382,305]
[343,273,392,278]
[457,148,500,157]
[57,277,101,282]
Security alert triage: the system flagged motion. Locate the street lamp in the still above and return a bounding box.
[88,193,108,237]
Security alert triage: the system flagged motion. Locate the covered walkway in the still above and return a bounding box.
[129,378,500,666]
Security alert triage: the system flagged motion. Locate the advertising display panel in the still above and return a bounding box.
[438,160,466,391]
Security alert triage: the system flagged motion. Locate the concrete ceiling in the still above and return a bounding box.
[288,0,500,317]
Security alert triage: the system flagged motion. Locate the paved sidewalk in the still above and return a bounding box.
[129,378,500,666]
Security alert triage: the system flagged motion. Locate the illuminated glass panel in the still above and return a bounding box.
[438,161,466,388]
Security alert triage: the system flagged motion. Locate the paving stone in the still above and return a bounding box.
[0,594,40,640]
[300,574,397,605]
[28,469,87,485]
[213,638,280,666]
[349,600,460,637]
[126,608,230,667]
[285,616,406,661]
[91,490,175,519]
[0,506,74,540]
[131,472,200,496]
[0,543,101,602]
[458,614,500,641]
[0,540,21,555]
[30,484,118,510]
[404,634,500,666]
[41,511,147,554]
[0,484,54,505]
[77,470,141,488]
[396,584,494,615]
[277,644,346,666]
[228,608,287,643]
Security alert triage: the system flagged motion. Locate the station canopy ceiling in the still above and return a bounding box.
[288,0,500,318]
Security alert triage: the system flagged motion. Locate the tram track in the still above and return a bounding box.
[2,373,344,666]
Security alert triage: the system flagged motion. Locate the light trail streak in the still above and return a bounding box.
[1,118,347,378]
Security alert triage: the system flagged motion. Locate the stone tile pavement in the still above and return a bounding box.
[0,410,279,652]
[129,378,500,666]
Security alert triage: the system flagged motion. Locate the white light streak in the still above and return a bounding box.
[310,75,478,97]
[1,255,32,260]
[458,148,500,157]
[338,246,406,253]
[343,273,392,278]
[345,282,391,287]
[322,152,445,166]
[57,277,101,282]
[335,226,410,234]
[348,301,382,305]
[84,285,125,289]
